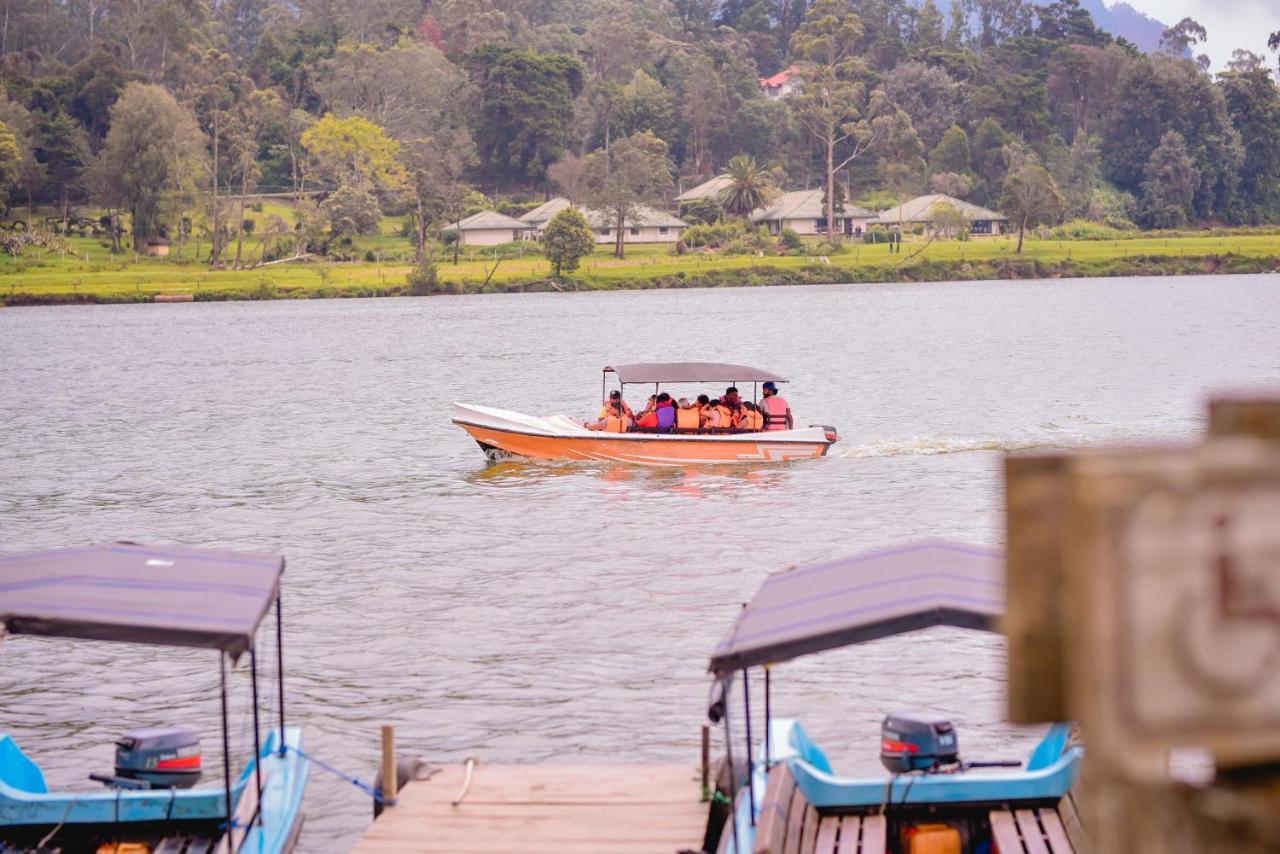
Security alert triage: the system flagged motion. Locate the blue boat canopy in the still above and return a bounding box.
[0,542,283,659]
[709,541,1003,675]
[604,362,787,384]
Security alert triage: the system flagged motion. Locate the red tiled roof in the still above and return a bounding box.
[758,65,798,88]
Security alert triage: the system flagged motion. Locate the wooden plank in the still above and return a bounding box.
[1005,452,1073,723]
[835,816,861,854]
[781,785,807,854]
[1058,796,1087,854]
[212,773,258,854]
[859,814,887,854]
[755,763,797,854]
[798,804,820,854]
[1038,808,1075,853]
[813,816,839,854]
[990,809,1024,854]
[354,763,709,854]
[1015,809,1051,854]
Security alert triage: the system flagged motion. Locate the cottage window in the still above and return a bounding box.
[658,227,670,235]
[629,226,640,236]
[599,228,611,236]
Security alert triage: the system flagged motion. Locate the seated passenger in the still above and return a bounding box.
[598,389,633,420]
[738,401,764,431]
[723,387,744,425]
[585,400,629,432]
[714,396,735,430]
[702,398,723,429]
[675,398,700,431]
[654,392,677,431]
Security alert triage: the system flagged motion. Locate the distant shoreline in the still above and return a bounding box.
[4,238,1278,306]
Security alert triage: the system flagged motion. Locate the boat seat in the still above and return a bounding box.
[754,763,887,854]
[989,804,1081,854]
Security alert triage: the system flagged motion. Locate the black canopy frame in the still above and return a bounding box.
[706,541,1004,853]
[0,542,290,845]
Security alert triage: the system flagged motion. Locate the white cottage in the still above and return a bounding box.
[871,194,1009,235]
[674,175,734,204]
[751,189,876,237]
[519,198,688,245]
[442,210,528,246]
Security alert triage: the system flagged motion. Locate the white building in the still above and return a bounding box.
[442,210,528,245]
[519,198,688,245]
[751,189,876,237]
[674,175,734,204]
[871,194,1009,235]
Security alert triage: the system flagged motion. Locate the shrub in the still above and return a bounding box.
[242,219,255,235]
[679,198,724,225]
[778,227,804,253]
[364,249,377,262]
[249,202,264,212]
[407,260,439,295]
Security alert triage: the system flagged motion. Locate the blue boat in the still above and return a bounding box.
[0,543,309,853]
[705,541,1085,854]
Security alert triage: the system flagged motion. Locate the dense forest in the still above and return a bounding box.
[0,0,1278,262]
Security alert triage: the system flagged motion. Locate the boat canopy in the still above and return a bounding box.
[604,362,787,385]
[0,542,283,659]
[709,541,1002,675]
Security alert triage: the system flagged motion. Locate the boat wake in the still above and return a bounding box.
[836,436,1062,458]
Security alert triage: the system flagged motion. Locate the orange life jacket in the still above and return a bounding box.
[740,409,764,430]
[715,404,734,429]
[761,395,790,431]
[676,407,700,430]
[700,406,720,428]
[604,414,626,433]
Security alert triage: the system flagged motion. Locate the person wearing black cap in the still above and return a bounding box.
[759,381,793,431]
[598,389,633,421]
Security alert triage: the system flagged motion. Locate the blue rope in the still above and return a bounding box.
[284,745,390,805]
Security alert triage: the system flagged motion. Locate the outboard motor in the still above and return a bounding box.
[880,713,958,773]
[113,726,202,788]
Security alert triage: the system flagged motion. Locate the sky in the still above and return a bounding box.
[1120,0,1280,70]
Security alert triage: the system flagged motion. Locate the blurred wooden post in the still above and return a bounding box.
[701,724,710,800]
[381,725,397,808]
[1005,393,1280,854]
[1208,393,1280,440]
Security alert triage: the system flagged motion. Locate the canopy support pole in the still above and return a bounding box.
[721,676,741,854]
[275,592,286,756]
[743,669,756,827]
[250,644,264,826]
[220,652,234,845]
[764,667,772,769]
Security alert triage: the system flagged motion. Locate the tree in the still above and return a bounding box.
[0,121,22,210]
[718,155,777,218]
[541,207,595,277]
[97,83,203,250]
[467,45,584,188]
[1218,68,1280,223]
[926,201,968,237]
[679,197,724,225]
[1000,163,1064,253]
[1139,131,1199,228]
[322,184,382,236]
[302,114,407,192]
[882,61,959,149]
[930,172,972,198]
[582,130,674,259]
[34,111,89,225]
[929,125,972,175]
[789,0,886,246]
[316,42,461,140]
[548,153,589,203]
[1159,17,1206,56]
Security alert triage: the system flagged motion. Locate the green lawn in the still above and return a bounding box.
[2,225,1278,304]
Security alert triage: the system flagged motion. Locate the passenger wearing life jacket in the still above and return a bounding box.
[702,398,723,429]
[759,381,793,430]
[713,398,735,431]
[675,397,700,431]
[598,390,634,421]
[654,392,677,431]
[722,387,744,428]
[738,400,764,431]
[585,400,629,432]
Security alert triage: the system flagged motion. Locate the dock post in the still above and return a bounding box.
[701,724,710,801]
[381,725,397,808]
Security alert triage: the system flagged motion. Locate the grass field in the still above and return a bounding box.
[3,215,1278,305]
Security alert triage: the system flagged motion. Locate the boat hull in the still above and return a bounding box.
[453,403,833,466]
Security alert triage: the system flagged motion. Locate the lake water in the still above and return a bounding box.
[2,274,1278,851]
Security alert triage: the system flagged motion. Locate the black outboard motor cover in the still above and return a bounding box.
[881,713,958,773]
[115,726,202,788]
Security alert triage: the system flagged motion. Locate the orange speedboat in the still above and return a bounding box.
[452,362,838,466]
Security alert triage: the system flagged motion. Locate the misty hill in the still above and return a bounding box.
[931,0,1170,52]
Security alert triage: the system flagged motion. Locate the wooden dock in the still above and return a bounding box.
[353,762,711,853]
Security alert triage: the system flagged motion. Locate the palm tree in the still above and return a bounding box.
[718,155,777,219]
